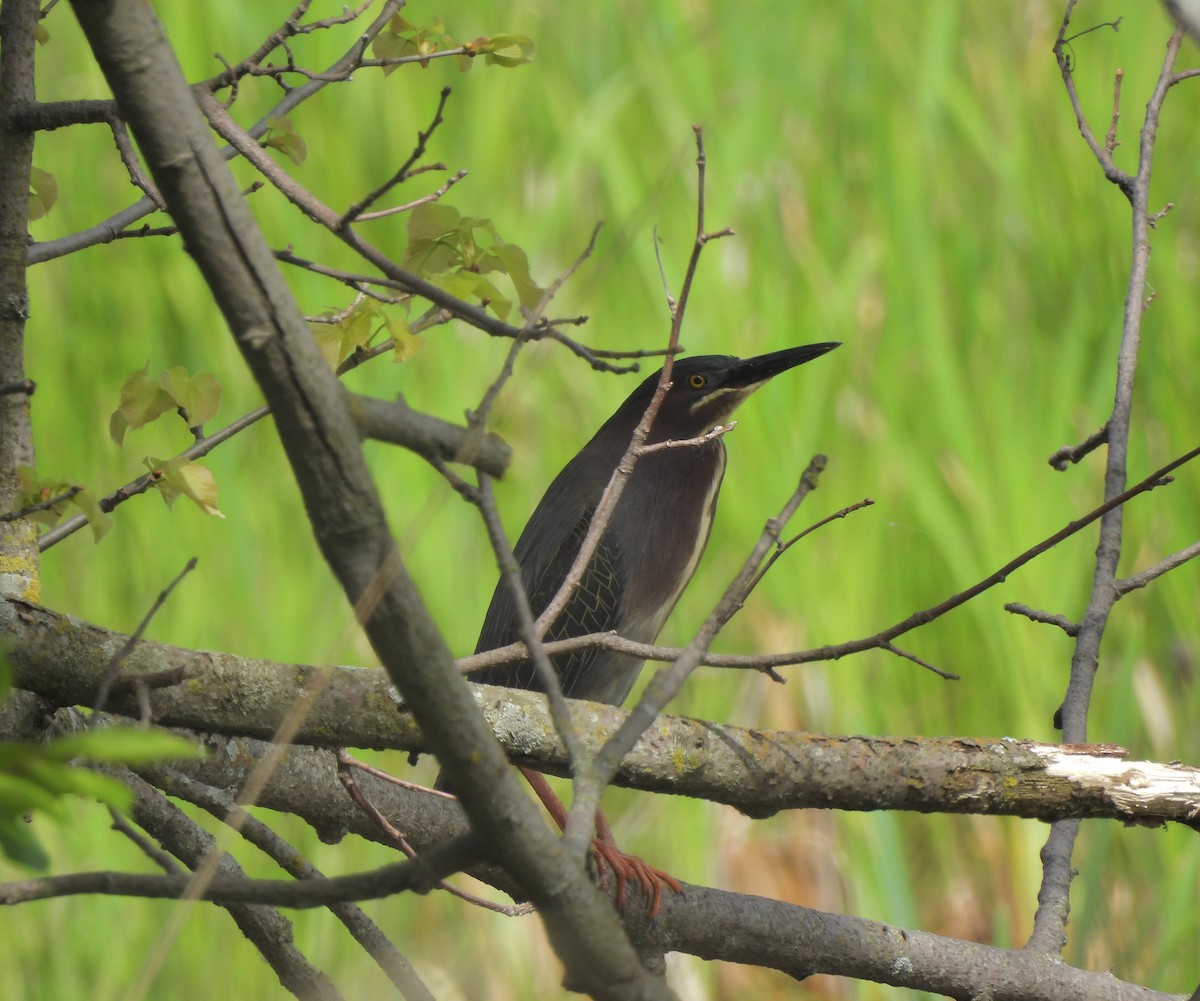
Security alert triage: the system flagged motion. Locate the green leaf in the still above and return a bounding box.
[493,242,545,310]
[159,367,221,429]
[471,275,512,320]
[312,322,344,371]
[340,301,377,359]
[0,814,49,871]
[150,457,224,518]
[13,467,111,540]
[71,488,113,543]
[372,14,452,70]
[47,729,202,766]
[19,759,133,812]
[262,116,307,166]
[387,314,423,363]
[28,167,58,222]
[0,772,63,817]
[111,364,175,445]
[406,202,462,243]
[470,33,536,68]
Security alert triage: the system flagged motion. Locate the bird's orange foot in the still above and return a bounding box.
[590,837,682,917]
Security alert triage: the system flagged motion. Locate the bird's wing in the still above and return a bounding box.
[473,502,625,698]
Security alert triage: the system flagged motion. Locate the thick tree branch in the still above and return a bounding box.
[7,599,1199,828]
[0,0,40,603]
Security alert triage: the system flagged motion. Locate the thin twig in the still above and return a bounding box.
[745,497,875,594]
[340,86,453,227]
[1053,4,1134,199]
[1048,424,1108,470]
[92,557,198,719]
[1114,538,1200,595]
[1004,603,1080,637]
[335,753,533,918]
[355,168,467,221]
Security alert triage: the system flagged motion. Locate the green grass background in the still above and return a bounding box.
[9,1,1200,998]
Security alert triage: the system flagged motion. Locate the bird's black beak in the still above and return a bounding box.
[725,341,841,391]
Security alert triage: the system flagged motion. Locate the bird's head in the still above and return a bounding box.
[618,342,841,443]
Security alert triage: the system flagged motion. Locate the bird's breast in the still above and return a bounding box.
[617,441,726,641]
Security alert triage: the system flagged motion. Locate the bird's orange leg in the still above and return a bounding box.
[518,766,681,917]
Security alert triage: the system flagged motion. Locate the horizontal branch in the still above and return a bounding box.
[0,698,1177,1001]
[6,598,1197,827]
[0,837,478,907]
[648,881,1179,1001]
[352,393,510,478]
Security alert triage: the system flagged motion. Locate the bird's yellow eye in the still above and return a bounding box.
[688,373,707,390]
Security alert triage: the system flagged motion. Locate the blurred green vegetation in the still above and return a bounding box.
[7,1,1200,998]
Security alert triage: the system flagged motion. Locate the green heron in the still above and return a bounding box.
[451,342,840,911]
[472,342,841,702]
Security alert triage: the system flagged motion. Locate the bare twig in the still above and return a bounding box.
[745,497,875,594]
[1005,603,1080,637]
[1053,4,1134,199]
[355,168,467,221]
[91,557,197,718]
[1114,538,1200,595]
[1048,424,1108,470]
[340,86,453,226]
[335,752,533,918]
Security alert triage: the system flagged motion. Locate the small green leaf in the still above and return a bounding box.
[312,322,344,371]
[262,116,307,166]
[28,167,58,222]
[19,759,133,812]
[464,33,535,67]
[109,410,129,447]
[111,364,175,445]
[387,315,423,363]
[14,465,79,528]
[0,772,63,817]
[486,33,535,67]
[151,457,223,518]
[406,202,462,243]
[493,242,545,310]
[340,302,377,359]
[159,367,221,429]
[372,14,451,71]
[71,489,112,542]
[474,277,512,321]
[46,729,202,766]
